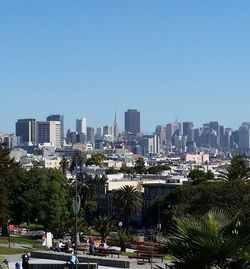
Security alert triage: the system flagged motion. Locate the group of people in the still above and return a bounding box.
[88,235,108,253]
[54,239,74,253]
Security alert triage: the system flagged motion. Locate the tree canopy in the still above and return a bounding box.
[161,208,250,268]
[219,155,250,181]
[188,169,214,184]
[134,157,146,174]
[112,185,143,232]
[85,154,104,166]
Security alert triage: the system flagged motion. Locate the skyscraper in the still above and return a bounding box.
[183,122,194,136]
[16,118,36,145]
[209,121,220,145]
[239,123,250,151]
[183,122,194,143]
[47,114,64,147]
[125,109,140,133]
[113,112,119,140]
[87,127,95,146]
[76,118,87,134]
[36,121,61,148]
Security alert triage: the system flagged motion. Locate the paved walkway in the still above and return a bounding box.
[0,242,169,269]
[3,254,168,269]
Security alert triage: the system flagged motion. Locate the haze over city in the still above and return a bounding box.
[1,1,250,133]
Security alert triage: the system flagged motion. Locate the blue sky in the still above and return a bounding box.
[1,1,250,134]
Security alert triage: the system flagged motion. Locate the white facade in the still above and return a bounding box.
[36,121,61,148]
[39,158,61,169]
[184,152,209,164]
[76,118,87,134]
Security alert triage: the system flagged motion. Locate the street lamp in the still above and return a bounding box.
[157,203,161,231]
[35,218,38,237]
[7,219,11,248]
[72,166,81,269]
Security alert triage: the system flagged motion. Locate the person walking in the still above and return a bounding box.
[21,252,29,269]
[66,254,79,269]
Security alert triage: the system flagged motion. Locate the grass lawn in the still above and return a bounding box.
[0,246,25,255]
[0,236,38,245]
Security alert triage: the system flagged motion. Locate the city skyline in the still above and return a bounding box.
[5,113,250,136]
[1,1,250,133]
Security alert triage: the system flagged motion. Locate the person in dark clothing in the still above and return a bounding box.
[21,252,29,269]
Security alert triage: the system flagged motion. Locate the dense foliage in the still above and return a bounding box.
[188,169,214,184]
[112,185,143,232]
[161,208,250,269]
[219,155,250,180]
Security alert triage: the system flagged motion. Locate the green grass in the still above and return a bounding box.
[19,223,44,230]
[121,251,171,260]
[121,252,137,257]
[0,246,26,255]
[0,236,38,245]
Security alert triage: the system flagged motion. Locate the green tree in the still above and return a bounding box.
[113,185,143,232]
[119,165,134,174]
[219,155,250,181]
[75,176,97,223]
[70,150,86,172]
[161,208,250,269]
[111,229,133,252]
[0,144,22,235]
[85,154,104,166]
[94,215,115,243]
[106,167,118,174]
[13,167,71,236]
[134,157,146,174]
[188,169,214,185]
[147,165,171,174]
[165,180,250,229]
[60,156,70,176]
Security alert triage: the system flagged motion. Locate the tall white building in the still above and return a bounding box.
[113,112,119,141]
[76,118,87,134]
[103,125,113,138]
[36,121,61,148]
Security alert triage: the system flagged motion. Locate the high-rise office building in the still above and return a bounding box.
[103,125,113,137]
[16,118,36,145]
[87,127,95,146]
[209,121,220,145]
[113,112,119,140]
[154,125,166,146]
[36,121,61,148]
[183,122,194,136]
[95,127,103,140]
[47,114,64,147]
[166,120,181,147]
[125,109,140,133]
[76,118,87,134]
[239,123,250,151]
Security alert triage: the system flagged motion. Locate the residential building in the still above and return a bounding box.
[183,152,209,164]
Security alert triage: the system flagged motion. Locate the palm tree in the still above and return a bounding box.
[134,157,146,174]
[112,185,143,232]
[111,229,133,252]
[59,156,70,176]
[219,155,250,181]
[94,215,115,244]
[161,208,250,269]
